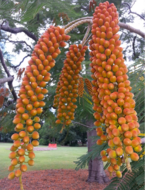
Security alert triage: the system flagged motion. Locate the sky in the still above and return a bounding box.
[2,0,145,93]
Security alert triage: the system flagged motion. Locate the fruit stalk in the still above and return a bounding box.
[19,175,24,190]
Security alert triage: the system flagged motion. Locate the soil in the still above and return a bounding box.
[0,169,114,190]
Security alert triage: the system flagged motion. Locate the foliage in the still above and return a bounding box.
[104,146,145,190]
[128,52,145,128]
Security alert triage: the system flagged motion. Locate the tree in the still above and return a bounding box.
[0,0,145,189]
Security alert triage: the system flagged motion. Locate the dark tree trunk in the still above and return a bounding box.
[86,119,110,183]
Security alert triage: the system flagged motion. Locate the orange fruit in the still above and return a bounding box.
[27,126,34,133]
[19,156,25,163]
[34,123,41,129]
[29,152,35,159]
[11,133,19,140]
[9,152,16,159]
[27,144,33,152]
[8,172,15,180]
[28,159,34,166]
[32,131,39,139]
[15,169,22,177]
[20,165,27,172]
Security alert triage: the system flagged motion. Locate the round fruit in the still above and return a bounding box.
[28,152,35,159]
[15,169,22,177]
[32,131,39,139]
[32,140,39,146]
[27,144,33,151]
[8,172,15,180]
[28,159,34,166]
[18,149,25,156]
[8,165,15,171]
[20,165,27,172]
[19,156,25,163]
[130,152,139,161]
[11,133,19,140]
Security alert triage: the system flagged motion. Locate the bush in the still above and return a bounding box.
[39,138,49,145]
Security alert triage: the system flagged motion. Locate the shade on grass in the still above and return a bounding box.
[0,143,87,179]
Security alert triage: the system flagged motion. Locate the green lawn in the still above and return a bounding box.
[0,143,87,179]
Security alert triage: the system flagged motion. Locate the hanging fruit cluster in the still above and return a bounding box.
[78,76,84,97]
[89,1,142,178]
[85,78,93,96]
[8,26,70,180]
[54,44,87,127]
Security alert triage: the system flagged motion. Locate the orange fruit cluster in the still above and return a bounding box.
[78,77,84,97]
[90,1,141,178]
[8,26,70,180]
[54,44,87,126]
[85,78,93,96]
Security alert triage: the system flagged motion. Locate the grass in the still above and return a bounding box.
[0,143,87,179]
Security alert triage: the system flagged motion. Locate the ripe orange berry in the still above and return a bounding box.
[28,160,34,166]
[23,136,30,143]
[19,156,25,163]
[113,137,121,146]
[125,146,133,154]
[15,169,22,177]
[36,108,43,114]
[26,104,33,111]
[18,149,25,156]
[8,165,15,171]
[116,147,123,156]
[10,145,17,152]
[130,152,139,161]
[26,119,33,126]
[17,107,25,114]
[20,165,27,172]
[30,109,37,116]
[8,172,15,180]
[32,140,39,146]
[108,166,114,173]
[34,123,41,129]
[27,126,34,133]
[9,152,17,159]
[16,123,23,130]
[22,113,29,120]
[19,131,26,138]
[34,117,40,122]
[27,144,33,152]
[32,131,39,139]
[11,158,18,166]
[11,133,19,140]
[118,117,126,125]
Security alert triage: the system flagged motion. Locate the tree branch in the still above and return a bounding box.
[82,23,91,46]
[10,54,31,69]
[72,121,89,128]
[132,36,139,58]
[0,20,37,41]
[0,76,14,85]
[122,3,145,21]
[64,17,145,38]
[0,49,17,101]
[4,38,33,51]
[119,22,145,38]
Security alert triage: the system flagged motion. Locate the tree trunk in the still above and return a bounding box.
[86,119,110,183]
